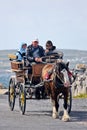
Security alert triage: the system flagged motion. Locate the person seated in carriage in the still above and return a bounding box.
[44,40,64,79]
[26,38,46,99]
[26,38,45,74]
[44,40,75,82]
[45,40,56,54]
[26,38,46,84]
[27,38,45,64]
[16,42,27,62]
[45,40,63,59]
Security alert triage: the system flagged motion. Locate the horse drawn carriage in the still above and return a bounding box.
[8,53,73,121]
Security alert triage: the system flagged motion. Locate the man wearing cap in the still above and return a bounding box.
[26,39,45,99]
[27,39,45,63]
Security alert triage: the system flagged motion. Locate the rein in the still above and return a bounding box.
[53,63,64,84]
[54,71,71,88]
[53,63,70,87]
[53,71,65,87]
[56,73,64,84]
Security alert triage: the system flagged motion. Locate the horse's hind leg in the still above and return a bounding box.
[51,97,59,119]
[62,92,70,121]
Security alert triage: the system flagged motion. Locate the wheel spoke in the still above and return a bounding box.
[8,78,15,111]
[19,83,26,115]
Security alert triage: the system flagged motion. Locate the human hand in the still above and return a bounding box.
[45,49,49,53]
[35,57,42,62]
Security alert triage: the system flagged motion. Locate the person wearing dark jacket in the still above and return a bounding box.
[27,39,45,63]
[45,40,63,59]
[26,38,45,75]
[45,40,56,55]
[44,40,64,79]
[26,39,45,99]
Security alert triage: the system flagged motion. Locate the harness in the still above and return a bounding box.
[17,51,26,58]
[51,63,71,88]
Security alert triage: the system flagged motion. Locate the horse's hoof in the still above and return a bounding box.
[52,113,58,119]
[62,116,70,122]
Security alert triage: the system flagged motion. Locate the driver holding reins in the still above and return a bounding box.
[27,38,45,63]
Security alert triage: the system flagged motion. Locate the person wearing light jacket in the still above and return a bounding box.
[16,42,27,61]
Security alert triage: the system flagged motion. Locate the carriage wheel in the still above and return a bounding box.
[8,78,16,111]
[67,88,72,113]
[19,83,26,115]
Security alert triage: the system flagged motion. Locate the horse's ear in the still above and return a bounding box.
[66,61,69,67]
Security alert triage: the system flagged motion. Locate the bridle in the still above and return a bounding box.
[52,61,69,87]
[53,66,64,86]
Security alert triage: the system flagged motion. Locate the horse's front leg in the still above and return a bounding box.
[51,96,59,119]
[62,92,70,121]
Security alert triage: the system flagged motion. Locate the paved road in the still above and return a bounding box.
[0,95,87,130]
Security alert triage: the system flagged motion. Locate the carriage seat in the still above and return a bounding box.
[32,63,46,77]
[11,61,23,71]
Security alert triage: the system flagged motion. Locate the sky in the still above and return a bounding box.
[0,0,87,50]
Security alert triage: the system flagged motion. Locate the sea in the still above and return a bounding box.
[0,49,87,88]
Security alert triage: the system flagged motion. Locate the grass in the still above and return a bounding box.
[73,94,87,98]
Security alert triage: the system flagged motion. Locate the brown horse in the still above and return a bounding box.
[42,60,72,121]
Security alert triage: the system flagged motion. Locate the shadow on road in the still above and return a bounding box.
[24,110,87,122]
[24,110,52,117]
[70,111,87,122]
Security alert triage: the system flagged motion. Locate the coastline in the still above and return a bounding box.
[0,83,8,94]
[0,88,8,94]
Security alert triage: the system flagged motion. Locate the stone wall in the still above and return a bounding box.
[72,64,87,96]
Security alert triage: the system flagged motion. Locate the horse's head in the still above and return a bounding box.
[53,60,70,87]
[54,60,69,74]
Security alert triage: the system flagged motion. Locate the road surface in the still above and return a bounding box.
[0,95,87,130]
